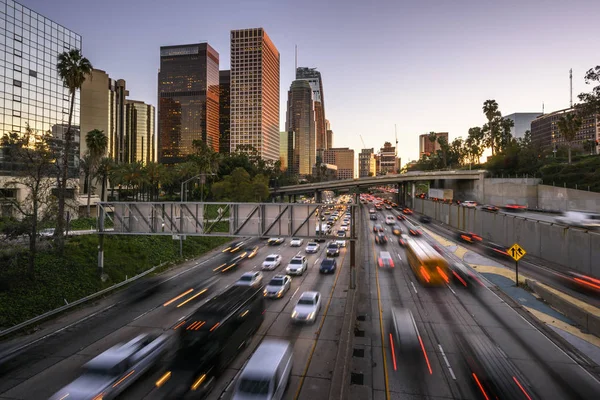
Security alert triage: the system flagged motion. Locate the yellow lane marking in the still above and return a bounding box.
[469,264,530,285]
[534,281,600,316]
[524,306,600,348]
[372,239,391,400]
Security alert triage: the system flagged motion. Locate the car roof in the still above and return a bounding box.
[271,274,286,280]
[241,271,259,278]
[266,254,279,258]
[299,291,319,300]
[241,339,292,379]
[307,242,318,245]
[379,251,392,259]
[292,255,305,259]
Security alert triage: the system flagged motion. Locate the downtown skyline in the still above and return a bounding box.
[17,0,600,165]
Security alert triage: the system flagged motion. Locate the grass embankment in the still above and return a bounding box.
[540,156,600,192]
[0,234,231,329]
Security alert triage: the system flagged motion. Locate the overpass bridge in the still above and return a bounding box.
[272,170,487,204]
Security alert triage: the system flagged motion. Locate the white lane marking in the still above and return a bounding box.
[411,281,418,294]
[291,287,300,299]
[438,344,457,380]
[447,285,456,295]
[397,253,402,260]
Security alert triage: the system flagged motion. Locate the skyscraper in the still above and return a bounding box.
[279,131,288,171]
[230,28,280,161]
[323,148,355,179]
[158,43,219,164]
[0,0,82,176]
[296,67,326,150]
[504,112,541,139]
[285,80,316,176]
[359,148,376,177]
[378,142,398,174]
[219,70,231,154]
[125,100,156,164]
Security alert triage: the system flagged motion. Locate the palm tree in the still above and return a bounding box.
[79,154,91,195]
[55,49,93,248]
[556,113,582,164]
[96,157,112,201]
[144,162,164,201]
[85,129,108,217]
[482,99,500,155]
[121,162,145,200]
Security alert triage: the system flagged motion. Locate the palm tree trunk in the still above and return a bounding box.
[101,175,106,202]
[86,171,92,217]
[568,145,572,165]
[55,90,75,251]
[29,194,38,278]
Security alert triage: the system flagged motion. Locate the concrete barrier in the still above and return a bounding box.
[539,223,569,267]
[590,232,600,278]
[566,229,592,275]
[513,217,541,257]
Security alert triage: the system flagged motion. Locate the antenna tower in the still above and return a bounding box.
[569,68,573,108]
[295,45,298,76]
[394,125,398,157]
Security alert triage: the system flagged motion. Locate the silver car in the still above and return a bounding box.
[236,271,264,287]
[305,242,320,253]
[286,256,308,275]
[291,291,321,324]
[263,275,292,299]
[262,254,282,270]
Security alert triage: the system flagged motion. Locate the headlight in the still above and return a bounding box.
[307,312,315,320]
[292,311,298,318]
[263,289,267,296]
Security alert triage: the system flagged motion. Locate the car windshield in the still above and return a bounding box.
[239,275,253,282]
[298,299,315,305]
[238,378,270,395]
[269,278,284,286]
[292,238,300,241]
[265,256,277,262]
[322,259,334,266]
[308,243,317,247]
[290,259,302,264]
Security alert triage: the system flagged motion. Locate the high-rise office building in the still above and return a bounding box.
[125,100,156,164]
[158,43,220,164]
[503,112,541,139]
[230,28,280,161]
[279,131,288,171]
[325,119,333,149]
[285,80,316,176]
[378,141,398,174]
[531,108,599,150]
[419,132,448,157]
[0,0,82,176]
[219,70,230,154]
[358,148,376,177]
[296,67,326,150]
[81,69,128,163]
[323,147,355,179]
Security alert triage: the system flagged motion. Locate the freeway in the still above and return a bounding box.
[355,205,600,399]
[0,217,352,399]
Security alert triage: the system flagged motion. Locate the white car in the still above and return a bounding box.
[262,254,282,270]
[305,242,320,253]
[461,201,478,208]
[235,271,263,287]
[268,237,285,245]
[385,215,396,225]
[290,238,304,247]
[286,256,308,275]
[263,275,292,298]
[292,292,322,324]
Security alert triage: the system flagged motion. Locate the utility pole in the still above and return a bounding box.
[570,68,573,108]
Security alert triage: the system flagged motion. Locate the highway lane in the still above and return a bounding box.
[362,206,600,399]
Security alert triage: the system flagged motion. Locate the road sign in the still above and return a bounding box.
[508,243,526,262]
[217,207,224,216]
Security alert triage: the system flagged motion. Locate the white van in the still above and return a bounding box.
[232,339,293,400]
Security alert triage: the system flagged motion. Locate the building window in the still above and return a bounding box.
[13,110,21,118]
[13,94,21,102]
[13,80,21,87]
[29,70,37,78]
[14,49,22,57]
[14,64,21,72]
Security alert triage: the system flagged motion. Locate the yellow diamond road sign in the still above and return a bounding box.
[508,243,526,262]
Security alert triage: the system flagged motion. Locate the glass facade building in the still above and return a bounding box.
[531,108,599,150]
[285,79,315,176]
[158,43,219,164]
[219,69,230,154]
[296,67,326,150]
[0,0,82,175]
[125,100,156,164]
[230,28,280,161]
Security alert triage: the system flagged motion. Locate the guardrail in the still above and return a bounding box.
[0,261,166,340]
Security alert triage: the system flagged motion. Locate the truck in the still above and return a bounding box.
[428,188,453,201]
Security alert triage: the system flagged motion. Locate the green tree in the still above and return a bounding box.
[212,168,270,202]
[55,49,93,249]
[482,99,500,155]
[143,162,164,201]
[96,157,112,201]
[577,66,600,117]
[582,139,596,155]
[85,129,108,217]
[556,114,583,165]
[437,135,449,168]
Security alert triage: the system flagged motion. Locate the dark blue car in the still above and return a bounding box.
[320,258,337,274]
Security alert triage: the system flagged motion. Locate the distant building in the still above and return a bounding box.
[378,142,398,174]
[296,67,327,150]
[285,80,316,176]
[219,70,231,154]
[312,163,337,181]
[323,148,355,179]
[125,100,156,164]
[158,42,220,163]
[279,131,288,171]
[504,113,541,139]
[358,148,376,178]
[419,132,448,157]
[230,28,280,161]
[531,108,599,150]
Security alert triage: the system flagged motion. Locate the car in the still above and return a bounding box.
[480,204,499,212]
[373,224,384,233]
[335,238,347,248]
[320,258,337,274]
[456,231,483,244]
[391,224,403,236]
[262,254,282,270]
[398,234,410,247]
[370,214,378,221]
[340,225,349,232]
[214,253,248,273]
[286,256,308,275]
[290,237,304,247]
[385,215,396,225]
[555,211,600,229]
[504,204,527,212]
[397,214,406,221]
[385,205,392,210]
[222,240,246,253]
[305,242,320,253]
[408,226,422,236]
[461,201,478,208]
[39,228,55,238]
[378,251,394,268]
[235,271,264,287]
[419,215,432,223]
[326,242,340,257]
[49,333,172,400]
[292,291,322,324]
[245,245,259,259]
[342,220,349,226]
[264,275,292,298]
[402,208,413,215]
[375,232,388,245]
[268,237,285,245]
[390,307,420,353]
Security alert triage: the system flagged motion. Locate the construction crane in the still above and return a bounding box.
[360,134,367,150]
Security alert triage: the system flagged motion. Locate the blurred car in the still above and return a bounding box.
[292,291,322,323]
[335,236,347,248]
[461,201,477,208]
[262,254,282,270]
[319,258,337,274]
[370,214,378,221]
[222,240,246,253]
[378,251,394,268]
[286,256,308,275]
[397,214,406,221]
[482,241,511,258]
[398,234,410,247]
[264,275,292,299]
[290,237,304,247]
[449,261,475,287]
[39,228,55,238]
[235,271,263,287]
[390,307,419,352]
[305,242,320,253]
[326,242,340,257]
[373,224,384,233]
[456,231,483,244]
[50,333,172,400]
[402,208,413,215]
[267,237,285,245]
[391,225,403,235]
[419,215,432,223]
[215,252,248,273]
[555,211,600,230]
[385,215,396,225]
[480,204,499,212]
[565,271,600,292]
[245,245,259,259]
[408,227,422,236]
[375,232,388,245]
[385,204,392,210]
[503,204,527,212]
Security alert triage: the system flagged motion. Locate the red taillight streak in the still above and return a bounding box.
[437,266,449,284]
[472,373,490,400]
[378,259,383,267]
[469,272,485,286]
[452,270,468,287]
[461,235,472,242]
[420,266,431,283]
[512,376,533,400]
[576,274,600,285]
[573,277,600,290]
[390,260,394,268]
[389,333,397,371]
[493,248,508,256]
[418,335,432,374]
[173,320,186,330]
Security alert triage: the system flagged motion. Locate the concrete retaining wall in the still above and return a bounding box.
[538,185,600,212]
[415,198,600,278]
[482,178,540,208]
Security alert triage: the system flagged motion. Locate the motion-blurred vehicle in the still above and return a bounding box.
[565,271,600,292]
[370,214,378,220]
[235,271,264,287]
[457,333,538,400]
[222,240,246,253]
[263,275,292,299]
[480,204,499,212]
[402,208,413,215]
[154,286,264,398]
[385,215,396,225]
[373,224,384,233]
[419,215,432,223]
[375,232,388,245]
[286,256,308,275]
[245,245,259,259]
[456,230,483,244]
[51,332,172,400]
[377,251,394,268]
[262,254,282,270]
[319,258,337,274]
[449,261,476,287]
[305,242,320,253]
[461,201,477,208]
[214,252,249,273]
[326,242,340,257]
[407,226,422,236]
[398,234,410,247]
[39,228,55,238]
[232,340,293,400]
[397,214,406,221]
[267,237,285,246]
[554,211,600,230]
[385,204,392,210]
[503,204,527,212]
[391,224,403,235]
[290,238,304,247]
[405,238,451,285]
[291,292,321,324]
[481,241,511,259]
[390,307,419,353]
